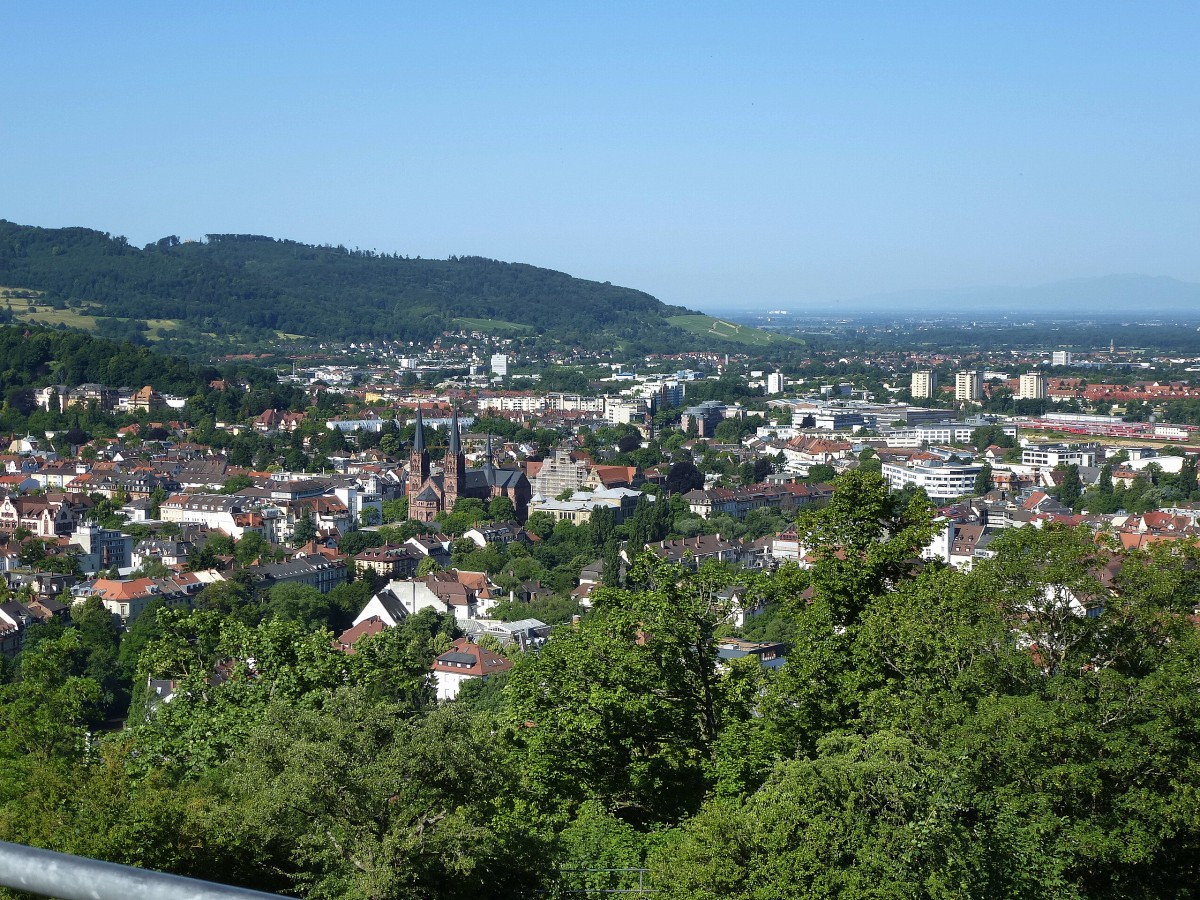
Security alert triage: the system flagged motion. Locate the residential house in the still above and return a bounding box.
[431,637,513,701]
[353,544,423,581]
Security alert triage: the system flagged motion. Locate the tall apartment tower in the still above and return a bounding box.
[1018,371,1048,400]
[910,371,937,399]
[766,372,786,395]
[1051,350,1072,366]
[955,370,984,403]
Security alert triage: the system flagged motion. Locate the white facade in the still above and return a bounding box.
[1022,444,1098,468]
[1051,351,1073,366]
[882,460,983,501]
[883,421,1018,448]
[478,394,546,412]
[491,354,509,377]
[766,372,786,395]
[355,580,476,622]
[603,397,649,425]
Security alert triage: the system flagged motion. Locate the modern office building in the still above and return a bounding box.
[881,459,984,501]
[1021,443,1098,469]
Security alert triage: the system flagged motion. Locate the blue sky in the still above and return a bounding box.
[3,2,1198,311]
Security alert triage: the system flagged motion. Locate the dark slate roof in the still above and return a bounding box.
[464,468,525,491]
[371,588,409,623]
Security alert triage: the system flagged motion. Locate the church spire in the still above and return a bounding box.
[449,405,460,456]
[483,432,495,480]
[413,403,425,454]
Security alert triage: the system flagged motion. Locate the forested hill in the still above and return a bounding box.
[0,220,698,347]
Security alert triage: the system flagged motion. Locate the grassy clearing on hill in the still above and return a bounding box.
[2,290,103,331]
[1,289,186,341]
[667,314,800,347]
[452,317,536,336]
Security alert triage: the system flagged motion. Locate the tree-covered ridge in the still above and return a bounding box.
[0,220,698,346]
[0,325,208,401]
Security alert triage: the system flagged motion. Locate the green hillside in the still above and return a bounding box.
[0,221,701,351]
[668,314,802,347]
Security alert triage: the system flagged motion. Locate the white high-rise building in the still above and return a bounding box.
[766,372,786,395]
[1051,350,1072,366]
[1018,371,1048,400]
[955,370,984,403]
[490,354,509,377]
[910,371,937,399]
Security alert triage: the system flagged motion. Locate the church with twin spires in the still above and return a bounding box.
[406,405,531,523]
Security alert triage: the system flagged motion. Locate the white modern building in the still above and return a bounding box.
[491,354,509,377]
[883,419,1018,448]
[1021,443,1098,469]
[766,372,786,395]
[882,459,983,501]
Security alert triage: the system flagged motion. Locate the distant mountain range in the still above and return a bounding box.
[0,220,704,351]
[819,275,1200,317]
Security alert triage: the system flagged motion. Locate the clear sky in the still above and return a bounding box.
[3,2,1198,311]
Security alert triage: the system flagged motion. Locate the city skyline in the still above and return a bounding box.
[4,2,1198,310]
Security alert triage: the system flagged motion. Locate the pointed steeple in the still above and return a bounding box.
[449,405,460,456]
[407,402,431,505]
[413,403,425,454]
[483,432,496,482]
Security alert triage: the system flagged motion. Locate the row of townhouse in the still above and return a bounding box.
[245,557,348,594]
[682,481,833,520]
[71,569,226,624]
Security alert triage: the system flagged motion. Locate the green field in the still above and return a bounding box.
[1,288,186,341]
[452,317,536,336]
[668,314,800,347]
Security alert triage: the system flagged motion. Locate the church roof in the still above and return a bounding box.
[465,468,525,491]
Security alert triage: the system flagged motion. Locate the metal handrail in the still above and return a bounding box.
[0,840,288,900]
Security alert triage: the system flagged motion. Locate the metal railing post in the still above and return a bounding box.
[0,840,288,900]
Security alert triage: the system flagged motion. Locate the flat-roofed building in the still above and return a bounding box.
[1019,371,1048,400]
[1022,443,1098,469]
[955,370,984,403]
[882,459,983,501]
[910,371,938,399]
